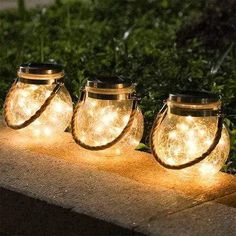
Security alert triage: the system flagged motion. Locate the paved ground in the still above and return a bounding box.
[0,0,54,10]
[0,126,236,235]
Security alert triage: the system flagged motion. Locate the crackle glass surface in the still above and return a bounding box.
[6,82,73,138]
[74,97,144,156]
[153,105,230,175]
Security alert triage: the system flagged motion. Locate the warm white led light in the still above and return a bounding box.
[153,96,230,175]
[44,126,52,136]
[169,131,177,139]
[74,97,144,156]
[178,123,189,131]
[54,101,63,112]
[6,82,73,138]
[186,115,193,122]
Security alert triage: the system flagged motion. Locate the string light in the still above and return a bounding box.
[43,126,52,136]
[4,63,73,138]
[169,131,177,139]
[72,76,144,156]
[152,92,230,175]
[54,101,63,112]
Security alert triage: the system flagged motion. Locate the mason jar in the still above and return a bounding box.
[71,75,144,156]
[3,63,73,138]
[150,91,230,175]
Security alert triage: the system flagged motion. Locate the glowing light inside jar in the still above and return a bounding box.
[7,82,73,138]
[155,114,230,175]
[74,97,144,156]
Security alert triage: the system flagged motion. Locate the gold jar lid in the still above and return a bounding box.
[86,75,135,100]
[168,91,221,117]
[17,62,64,85]
[169,91,220,104]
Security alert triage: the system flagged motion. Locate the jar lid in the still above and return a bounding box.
[169,91,220,104]
[86,75,135,100]
[87,75,132,89]
[17,62,64,84]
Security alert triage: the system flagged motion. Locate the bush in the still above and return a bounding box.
[0,0,235,173]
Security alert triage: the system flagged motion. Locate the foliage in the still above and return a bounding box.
[0,0,235,173]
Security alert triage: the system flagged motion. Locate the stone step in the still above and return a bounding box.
[0,126,236,235]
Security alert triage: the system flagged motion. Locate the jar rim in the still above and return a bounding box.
[87,75,133,89]
[169,91,220,104]
[19,62,63,75]
[17,62,64,84]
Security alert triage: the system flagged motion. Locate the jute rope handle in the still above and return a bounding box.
[3,79,63,130]
[71,91,139,151]
[150,102,224,170]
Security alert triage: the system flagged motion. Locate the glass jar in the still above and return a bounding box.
[150,91,230,175]
[71,75,144,156]
[3,63,73,138]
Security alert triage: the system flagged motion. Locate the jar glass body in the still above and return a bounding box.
[74,95,144,156]
[6,81,73,138]
[153,101,230,175]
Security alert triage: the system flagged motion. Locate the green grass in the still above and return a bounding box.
[0,0,235,173]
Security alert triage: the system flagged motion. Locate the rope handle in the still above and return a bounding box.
[71,90,139,151]
[150,102,224,170]
[3,79,63,130]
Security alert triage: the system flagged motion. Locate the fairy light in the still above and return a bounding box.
[198,129,206,137]
[204,138,212,146]
[219,139,225,146]
[95,125,103,134]
[186,115,193,122]
[113,127,122,135]
[187,129,195,137]
[166,157,175,165]
[100,138,109,145]
[169,131,177,139]
[54,101,63,112]
[101,111,118,123]
[153,92,230,176]
[123,115,130,124]
[72,76,144,156]
[187,140,197,155]
[29,85,38,91]
[24,108,32,116]
[18,97,25,107]
[5,63,73,138]
[80,132,86,142]
[16,119,24,125]
[20,90,29,97]
[90,100,97,107]
[81,103,143,151]
[43,126,52,136]
[50,115,58,123]
[173,147,181,156]
[178,123,189,132]
[45,90,51,98]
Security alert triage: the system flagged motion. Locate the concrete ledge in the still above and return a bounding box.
[0,187,139,236]
[0,126,236,235]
